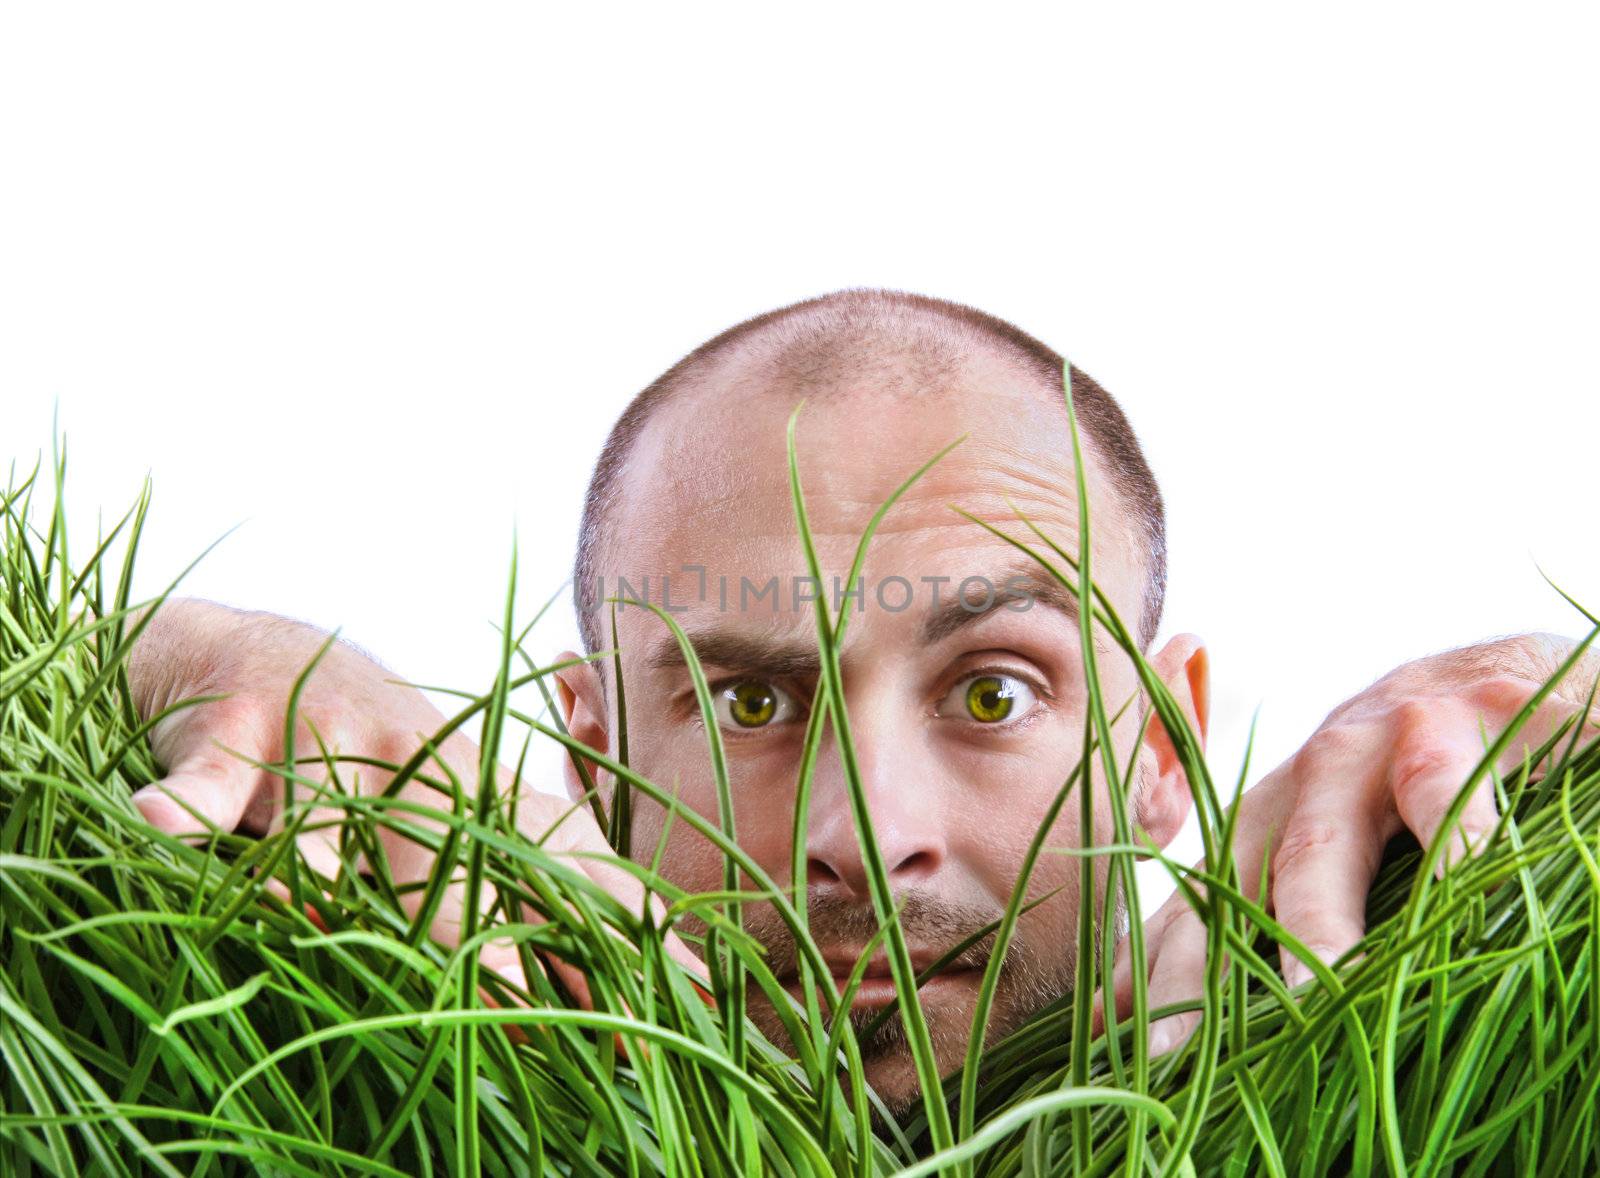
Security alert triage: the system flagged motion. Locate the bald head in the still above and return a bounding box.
[575,288,1166,655]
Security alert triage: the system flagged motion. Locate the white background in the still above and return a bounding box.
[5,4,1597,898]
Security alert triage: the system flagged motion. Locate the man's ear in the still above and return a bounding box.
[553,653,610,807]
[1136,632,1210,849]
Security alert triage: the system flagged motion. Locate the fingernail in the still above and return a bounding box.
[1434,826,1484,879]
[1147,1022,1174,1056]
[1286,944,1336,991]
[128,785,172,825]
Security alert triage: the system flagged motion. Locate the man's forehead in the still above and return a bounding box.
[593,351,1145,641]
[619,361,1116,535]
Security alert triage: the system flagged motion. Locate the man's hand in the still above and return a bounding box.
[126,598,700,1002]
[1118,632,1599,1054]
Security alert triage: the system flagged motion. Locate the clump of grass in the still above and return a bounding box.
[3,401,1597,1177]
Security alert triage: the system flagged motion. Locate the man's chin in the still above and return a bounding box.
[844,971,992,1119]
[846,971,1075,1124]
[748,968,979,1116]
[745,925,1075,1122]
[859,1052,926,1123]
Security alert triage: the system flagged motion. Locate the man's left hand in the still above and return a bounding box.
[1117,631,1599,1054]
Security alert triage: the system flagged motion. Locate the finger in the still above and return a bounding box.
[1095,888,1194,1038]
[476,879,595,1008]
[474,945,534,1048]
[259,874,332,933]
[135,698,272,837]
[1472,672,1599,757]
[1270,740,1388,990]
[373,799,604,1011]
[573,850,705,981]
[479,937,649,1062]
[1110,768,1288,1044]
[477,934,537,998]
[294,825,348,883]
[264,724,364,885]
[293,758,361,882]
[1489,691,1597,780]
[1091,933,1135,1037]
[530,787,706,983]
[252,726,373,931]
[1142,910,1210,1055]
[132,769,252,838]
[1387,731,1501,880]
[384,744,703,1013]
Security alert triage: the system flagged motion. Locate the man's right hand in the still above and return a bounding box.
[125,598,701,1002]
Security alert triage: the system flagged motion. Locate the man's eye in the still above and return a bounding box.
[941,673,1038,724]
[714,680,799,730]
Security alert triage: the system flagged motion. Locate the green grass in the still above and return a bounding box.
[3,401,1598,1176]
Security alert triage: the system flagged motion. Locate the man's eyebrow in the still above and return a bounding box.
[920,565,1081,645]
[643,565,1083,671]
[646,629,822,679]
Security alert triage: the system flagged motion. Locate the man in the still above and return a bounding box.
[127,289,1597,1117]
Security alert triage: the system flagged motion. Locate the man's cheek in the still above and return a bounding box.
[624,773,725,895]
[654,817,734,896]
[961,796,1079,899]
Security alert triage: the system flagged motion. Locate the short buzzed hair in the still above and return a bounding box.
[574,288,1167,657]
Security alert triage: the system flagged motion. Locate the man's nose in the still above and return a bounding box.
[804,719,946,900]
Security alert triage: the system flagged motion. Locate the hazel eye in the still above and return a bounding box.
[714,680,799,730]
[941,673,1038,725]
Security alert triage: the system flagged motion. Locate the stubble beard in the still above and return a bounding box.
[737,889,1102,1122]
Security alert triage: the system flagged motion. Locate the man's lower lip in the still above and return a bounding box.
[789,968,978,1008]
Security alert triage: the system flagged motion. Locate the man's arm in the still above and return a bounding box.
[1117,631,1599,1053]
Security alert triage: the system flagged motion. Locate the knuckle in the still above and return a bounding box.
[174,696,273,773]
[1390,696,1437,730]
[1152,895,1191,933]
[1292,726,1356,780]
[201,692,273,736]
[186,747,251,782]
[1163,908,1209,950]
[1388,741,1459,803]
[1471,673,1540,714]
[511,789,575,841]
[1271,819,1341,880]
[370,727,423,770]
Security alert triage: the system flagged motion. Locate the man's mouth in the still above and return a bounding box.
[782,949,982,1009]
